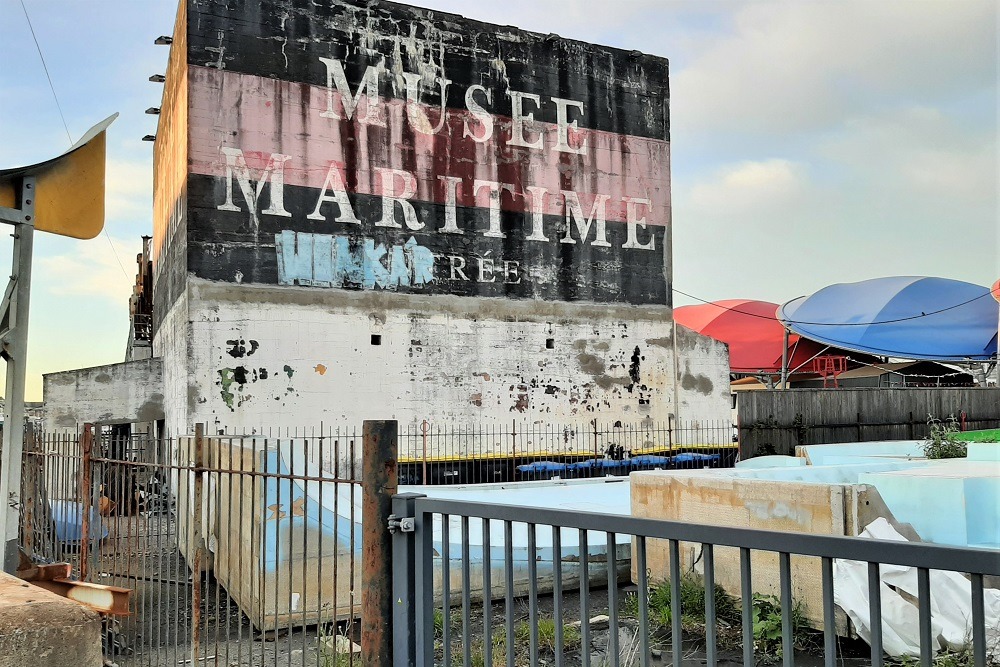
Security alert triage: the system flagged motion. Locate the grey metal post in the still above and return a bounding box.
[391,492,425,667]
[362,420,398,667]
[0,175,36,573]
[780,326,789,390]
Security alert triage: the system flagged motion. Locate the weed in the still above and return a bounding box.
[645,572,741,629]
[924,415,967,459]
[514,618,583,652]
[317,623,356,667]
[892,647,980,667]
[750,594,810,664]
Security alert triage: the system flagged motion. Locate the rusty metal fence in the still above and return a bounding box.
[19,424,365,667]
[16,418,737,666]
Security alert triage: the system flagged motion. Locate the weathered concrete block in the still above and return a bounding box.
[0,571,102,667]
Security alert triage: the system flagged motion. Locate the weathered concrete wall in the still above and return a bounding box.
[149,0,731,435]
[0,572,102,667]
[177,280,730,435]
[43,358,164,433]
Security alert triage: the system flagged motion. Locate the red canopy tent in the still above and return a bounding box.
[674,300,832,375]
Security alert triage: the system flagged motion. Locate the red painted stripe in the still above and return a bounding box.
[188,66,670,226]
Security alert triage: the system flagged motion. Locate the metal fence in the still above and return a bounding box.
[19,425,365,667]
[15,418,735,666]
[396,419,737,485]
[391,494,1000,667]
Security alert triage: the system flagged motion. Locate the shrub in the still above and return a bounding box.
[923,415,967,459]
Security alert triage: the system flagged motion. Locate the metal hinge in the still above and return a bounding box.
[387,514,415,534]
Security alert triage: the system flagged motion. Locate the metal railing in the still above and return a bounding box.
[391,493,1000,667]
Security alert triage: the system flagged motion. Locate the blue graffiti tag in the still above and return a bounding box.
[275,231,435,289]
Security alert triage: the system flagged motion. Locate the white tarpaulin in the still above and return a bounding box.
[834,518,1000,658]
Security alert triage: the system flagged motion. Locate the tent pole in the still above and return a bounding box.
[780,327,789,390]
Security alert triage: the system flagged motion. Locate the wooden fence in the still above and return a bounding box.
[737,388,1000,458]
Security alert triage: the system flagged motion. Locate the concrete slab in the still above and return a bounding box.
[0,571,102,667]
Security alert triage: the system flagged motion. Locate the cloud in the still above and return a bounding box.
[689,159,807,214]
[672,1,997,136]
[817,107,997,207]
[37,235,136,304]
[105,157,153,224]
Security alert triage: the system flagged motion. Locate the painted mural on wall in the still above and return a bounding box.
[186,0,671,305]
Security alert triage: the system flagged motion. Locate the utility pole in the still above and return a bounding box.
[0,113,117,572]
[0,177,35,572]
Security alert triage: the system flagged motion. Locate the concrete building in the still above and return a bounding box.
[45,0,731,439]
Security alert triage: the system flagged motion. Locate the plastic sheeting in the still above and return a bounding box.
[834,518,1000,658]
[779,277,999,360]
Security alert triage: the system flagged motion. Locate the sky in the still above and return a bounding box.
[0,0,997,400]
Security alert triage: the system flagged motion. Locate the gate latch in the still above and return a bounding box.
[387,514,415,534]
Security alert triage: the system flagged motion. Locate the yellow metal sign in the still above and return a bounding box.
[0,113,117,239]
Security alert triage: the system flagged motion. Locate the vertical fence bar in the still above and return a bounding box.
[917,567,932,667]
[483,518,493,667]
[416,505,435,667]
[442,516,452,667]
[779,552,793,667]
[669,539,681,667]
[821,556,836,667]
[462,515,472,667]
[191,423,205,667]
[580,529,591,667]
[362,420,398,667]
[868,562,884,667]
[78,424,93,581]
[704,544,717,667]
[391,493,419,667]
[741,548,754,667]
[504,520,515,667]
[636,536,650,667]
[971,573,986,667]
[607,531,619,666]
[553,526,564,667]
[528,523,539,667]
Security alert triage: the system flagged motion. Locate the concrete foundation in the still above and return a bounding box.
[0,571,103,667]
[629,465,917,633]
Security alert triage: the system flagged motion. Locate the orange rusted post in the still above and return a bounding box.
[78,424,93,581]
[190,423,205,666]
[361,420,398,667]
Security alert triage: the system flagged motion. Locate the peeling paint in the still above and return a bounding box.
[314,364,328,375]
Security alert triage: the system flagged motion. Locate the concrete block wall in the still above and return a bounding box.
[42,358,164,434]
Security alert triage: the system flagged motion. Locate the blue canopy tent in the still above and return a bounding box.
[777,277,999,367]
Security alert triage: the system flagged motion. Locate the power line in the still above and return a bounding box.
[19,0,71,145]
[19,0,131,282]
[672,287,996,327]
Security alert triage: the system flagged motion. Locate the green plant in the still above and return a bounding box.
[924,415,968,459]
[514,618,582,652]
[792,413,811,447]
[750,416,781,456]
[646,572,740,630]
[750,594,810,664]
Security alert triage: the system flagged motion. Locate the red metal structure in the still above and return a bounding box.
[810,355,848,388]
